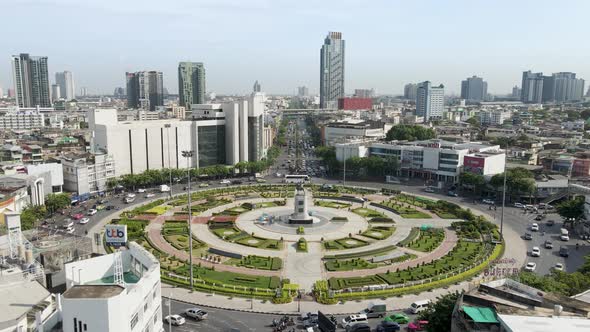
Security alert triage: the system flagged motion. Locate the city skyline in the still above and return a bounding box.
[1,0,590,95]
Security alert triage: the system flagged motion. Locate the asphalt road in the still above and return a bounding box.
[163,298,417,332]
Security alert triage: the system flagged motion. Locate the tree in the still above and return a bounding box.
[459,172,485,193]
[385,156,400,176]
[385,125,436,141]
[490,167,535,201]
[557,196,585,225]
[465,117,480,127]
[45,193,71,214]
[20,205,46,230]
[419,291,460,332]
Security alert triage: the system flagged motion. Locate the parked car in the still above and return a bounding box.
[524,262,537,272]
[531,223,539,232]
[220,179,231,184]
[531,247,541,257]
[482,199,495,205]
[561,234,570,241]
[341,314,368,328]
[199,183,209,188]
[553,263,564,271]
[447,191,458,197]
[164,314,185,326]
[547,220,555,226]
[376,321,401,332]
[388,313,410,324]
[72,213,84,220]
[535,214,544,221]
[106,205,115,210]
[65,226,75,234]
[137,188,146,193]
[407,320,429,332]
[184,308,208,320]
[424,187,435,193]
[87,209,97,216]
[523,233,533,240]
[544,240,553,249]
[514,202,524,208]
[359,302,387,318]
[346,323,371,332]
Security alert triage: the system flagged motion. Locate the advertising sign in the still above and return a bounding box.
[105,225,127,245]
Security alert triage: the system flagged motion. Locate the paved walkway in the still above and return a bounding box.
[283,242,323,290]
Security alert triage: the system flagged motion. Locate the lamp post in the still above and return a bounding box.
[500,146,508,237]
[182,150,194,290]
[164,124,173,199]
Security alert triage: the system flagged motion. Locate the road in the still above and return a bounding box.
[163,298,417,332]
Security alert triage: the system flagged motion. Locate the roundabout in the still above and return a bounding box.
[102,183,506,307]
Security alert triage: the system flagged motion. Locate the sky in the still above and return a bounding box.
[1,0,590,96]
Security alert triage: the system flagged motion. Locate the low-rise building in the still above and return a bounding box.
[322,119,385,146]
[61,152,116,195]
[463,151,506,176]
[479,109,511,126]
[61,242,163,332]
[0,108,45,130]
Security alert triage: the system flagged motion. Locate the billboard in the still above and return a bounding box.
[105,225,127,245]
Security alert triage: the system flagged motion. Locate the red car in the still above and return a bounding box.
[407,320,428,331]
[72,213,84,220]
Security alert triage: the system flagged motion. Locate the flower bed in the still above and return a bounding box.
[324,237,369,250]
[362,226,395,240]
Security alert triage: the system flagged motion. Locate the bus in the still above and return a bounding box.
[284,174,310,184]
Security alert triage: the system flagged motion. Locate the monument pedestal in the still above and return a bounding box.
[288,185,313,224]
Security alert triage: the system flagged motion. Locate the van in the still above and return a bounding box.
[341,314,368,328]
[359,301,387,318]
[409,300,431,314]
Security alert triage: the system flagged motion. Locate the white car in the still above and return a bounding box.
[137,188,146,193]
[79,217,90,225]
[65,226,75,234]
[482,199,495,205]
[560,234,570,241]
[514,203,524,208]
[531,247,541,257]
[184,308,208,320]
[220,179,231,184]
[145,193,155,198]
[524,262,537,272]
[87,209,97,216]
[165,315,185,326]
[553,263,564,271]
[531,223,539,232]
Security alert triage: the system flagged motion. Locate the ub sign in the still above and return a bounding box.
[105,225,128,245]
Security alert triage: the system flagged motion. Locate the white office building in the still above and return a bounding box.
[416,81,444,122]
[479,109,511,126]
[91,93,265,176]
[61,153,116,195]
[323,120,386,146]
[61,242,163,332]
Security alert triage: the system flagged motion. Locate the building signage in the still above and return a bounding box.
[105,225,127,245]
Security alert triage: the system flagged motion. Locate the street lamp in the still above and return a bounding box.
[164,124,173,199]
[500,145,508,237]
[181,150,194,290]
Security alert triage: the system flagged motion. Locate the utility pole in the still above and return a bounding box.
[182,150,194,290]
[165,124,173,199]
[500,146,508,237]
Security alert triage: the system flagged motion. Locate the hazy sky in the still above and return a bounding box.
[1,0,590,96]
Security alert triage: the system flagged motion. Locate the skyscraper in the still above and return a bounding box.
[521,71,544,103]
[126,71,164,111]
[320,31,345,109]
[551,72,585,103]
[404,83,418,100]
[11,53,51,107]
[55,71,75,100]
[253,80,261,93]
[511,86,521,99]
[51,84,61,102]
[297,86,309,97]
[178,62,205,109]
[460,76,488,102]
[416,81,444,122]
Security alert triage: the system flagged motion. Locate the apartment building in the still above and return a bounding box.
[61,153,116,195]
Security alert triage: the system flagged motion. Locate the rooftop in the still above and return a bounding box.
[63,285,125,299]
[0,279,50,324]
[497,314,590,332]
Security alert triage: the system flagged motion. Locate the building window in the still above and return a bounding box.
[131,312,139,330]
[144,301,149,312]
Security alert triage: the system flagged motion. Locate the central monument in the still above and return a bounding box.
[288,184,314,224]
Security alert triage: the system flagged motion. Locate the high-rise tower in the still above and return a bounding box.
[12,53,51,107]
[178,62,206,109]
[320,31,345,109]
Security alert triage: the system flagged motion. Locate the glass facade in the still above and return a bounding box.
[197,125,226,167]
[248,115,263,161]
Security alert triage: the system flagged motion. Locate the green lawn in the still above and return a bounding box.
[380,201,432,219]
[324,237,369,250]
[145,205,171,215]
[325,258,377,271]
[174,264,280,289]
[210,226,245,240]
[432,211,458,219]
[324,245,398,260]
[225,255,282,271]
[235,236,282,250]
[314,200,351,209]
[362,226,395,240]
[352,207,386,218]
[400,211,432,219]
[405,228,445,252]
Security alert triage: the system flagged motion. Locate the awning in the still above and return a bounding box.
[462,306,499,324]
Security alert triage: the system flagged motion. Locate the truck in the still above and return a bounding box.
[359,301,387,318]
[160,184,170,193]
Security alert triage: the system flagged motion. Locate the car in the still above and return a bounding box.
[388,313,410,324]
[137,188,146,193]
[523,232,532,240]
[345,323,371,332]
[145,193,155,198]
[514,203,524,208]
[65,226,75,234]
[559,246,569,257]
[531,223,539,231]
[220,179,231,184]
[560,234,570,241]
[106,205,115,210]
[553,263,564,271]
[184,308,208,320]
[531,247,541,257]
[482,198,495,205]
[535,214,544,221]
[547,219,555,226]
[231,180,242,185]
[79,217,90,225]
[87,209,97,216]
[256,178,267,183]
[544,240,553,249]
[199,183,209,188]
[524,262,537,272]
[376,321,401,332]
[424,187,435,193]
[447,191,458,197]
[341,314,368,328]
[72,213,84,220]
[164,314,185,326]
